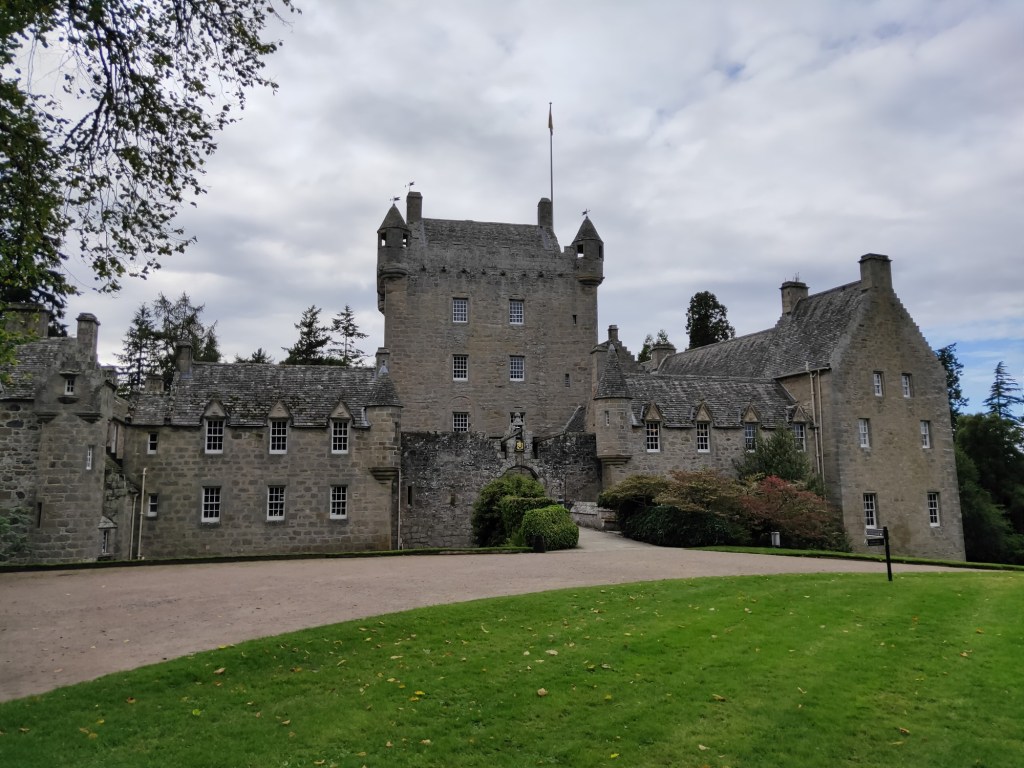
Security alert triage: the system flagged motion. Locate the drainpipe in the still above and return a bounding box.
[128,494,138,561]
[137,468,147,559]
[397,467,402,550]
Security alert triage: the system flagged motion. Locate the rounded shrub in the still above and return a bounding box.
[622,504,746,547]
[472,474,546,547]
[520,504,579,551]
[501,496,557,547]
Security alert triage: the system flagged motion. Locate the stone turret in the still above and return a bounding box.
[377,203,412,312]
[572,216,604,286]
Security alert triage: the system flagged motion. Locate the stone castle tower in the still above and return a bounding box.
[376,190,604,440]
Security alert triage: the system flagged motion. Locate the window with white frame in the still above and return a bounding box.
[147,432,158,454]
[453,412,469,433]
[645,421,660,452]
[872,371,884,397]
[100,528,110,555]
[452,297,468,323]
[64,375,76,396]
[331,419,350,453]
[202,486,221,523]
[927,491,940,526]
[509,299,524,325]
[858,418,871,449]
[453,354,468,381]
[920,420,931,449]
[330,485,348,519]
[509,355,525,381]
[791,423,807,452]
[205,418,224,453]
[85,445,94,471]
[901,373,913,398]
[696,422,710,453]
[863,493,878,528]
[267,485,286,520]
[147,493,159,518]
[744,423,757,452]
[270,419,288,453]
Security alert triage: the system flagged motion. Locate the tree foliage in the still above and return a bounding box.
[637,329,670,364]
[330,305,369,368]
[283,305,333,365]
[685,291,735,349]
[1,0,296,329]
[234,347,275,364]
[734,427,815,487]
[935,344,969,432]
[472,473,546,547]
[984,361,1023,423]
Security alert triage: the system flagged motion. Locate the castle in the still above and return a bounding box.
[0,190,965,563]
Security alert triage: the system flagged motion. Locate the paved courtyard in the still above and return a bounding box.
[0,528,963,702]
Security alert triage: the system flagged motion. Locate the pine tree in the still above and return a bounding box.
[935,344,969,431]
[685,291,735,349]
[283,306,333,365]
[984,361,1024,422]
[330,305,369,368]
[115,305,159,394]
[638,329,670,363]
[234,348,275,364]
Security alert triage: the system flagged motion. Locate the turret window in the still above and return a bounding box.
[379,234,386,247]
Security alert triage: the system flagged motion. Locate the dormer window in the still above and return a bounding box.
[696,422,711,453]
[331,419,350,453]
[64,376,76,396]
[645,421,661,452]
[205,418,224,453]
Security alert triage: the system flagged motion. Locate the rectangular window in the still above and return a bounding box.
[858,418,871,449]
[873,371,884,397]
[453,412,469,433]
[85,445,94,471]
[147,432,158,454]
[791,423,807,452]
[64,376,75,396]
[696,422,710,453]
[604,410,610,427]
[744,423,757,452]
[863,493,878,528]
[331,419,350,453]
[202,486,221,523]
[901,373,913,398]
[147,493,159,518]
[453,354,468,381]
[100,528,110,556]
[452,297,468,323]
[645,421,660,452]
[509,299,524,325]
[330,485,348,519]
[270,419,288,453]
[928,492,940,526]
[509,355,525,381]
[564,373,570,388]
[920,420,931,449]
[267,485,286,520]
[205,418,224,453]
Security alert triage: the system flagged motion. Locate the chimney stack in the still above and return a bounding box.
[649,342,677,370]
[175,343,193,376]
[3,303,50,339]
[76,313,99,359]
[608,325,619,344]
[537,197,553,228]
[859,253,893,293]
[406,191,422,224]
[780,280,808,314]
[375,346,391,377]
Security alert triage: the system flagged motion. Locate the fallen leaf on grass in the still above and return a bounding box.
[213,667,225,675]
[546,650,558,656]
[711,694,727,702]
[698,744,709,751]
[898,727,910,735]
[537,688,548,697]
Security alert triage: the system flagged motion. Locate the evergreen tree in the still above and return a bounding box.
[115,305,160,394]
[638,329,670,364]
[956,412,1024,535]
[734,428,816,488]
[234,348,275,364]
[685,291,735,349]
[330,305,369,368]
[984,361,1024,422]
[283,306,333,365]
[935,344,969,431]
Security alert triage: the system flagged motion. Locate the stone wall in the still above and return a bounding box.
[0,401,40,560]
[400,431,600,548]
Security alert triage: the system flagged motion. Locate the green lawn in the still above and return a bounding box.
[1,572,1022,767]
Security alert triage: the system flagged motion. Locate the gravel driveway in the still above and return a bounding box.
[0,528,963,702]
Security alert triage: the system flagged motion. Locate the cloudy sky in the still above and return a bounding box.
[59,0,1023,412]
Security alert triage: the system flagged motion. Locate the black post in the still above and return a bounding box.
[883,526,893,582]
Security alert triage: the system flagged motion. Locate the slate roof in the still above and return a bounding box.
[625,374,795,428]
[657,282,866,379]
[595,344,630,398]
[129,363,398,427]
[409,217,561,266]
[1,338,82,400]
[573,216,603,242]
[563,404,588,433]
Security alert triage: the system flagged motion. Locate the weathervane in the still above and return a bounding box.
[406,181,415,192]
[390,196,399,204]
[582,208,590,218]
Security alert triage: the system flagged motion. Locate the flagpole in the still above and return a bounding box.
[548,102,554,205]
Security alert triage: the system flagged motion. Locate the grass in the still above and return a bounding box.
[696,546,1024,572]
[1,572,1022,767]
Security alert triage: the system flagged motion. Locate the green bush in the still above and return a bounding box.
[520,504,579,551]
[597,474,670,531]
[739,475,849,551]
[501,496,556,546]
[472,474,546,547]
[622,504,744,547]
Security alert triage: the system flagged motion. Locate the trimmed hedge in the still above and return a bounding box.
[472,474,546,547]
[501,496,557,546]
[520,504,579,551]
[622,504,747,547]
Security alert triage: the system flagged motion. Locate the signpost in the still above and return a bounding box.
[865,526,893,582]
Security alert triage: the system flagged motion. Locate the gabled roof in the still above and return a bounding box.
[624,374,794,428]
[130,363,396,427]
[657,281,867,379]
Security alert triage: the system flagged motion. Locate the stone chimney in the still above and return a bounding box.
[649,342,677,370]
[859,253,893,292]
[406,191,422,224]
[145,373,164,393]
[3,302,50,338]
[375,346,391,376]
[608,325,619,345]
[175,343,193,376]
[780,280,809,314]
[537,197,553,228]
[76,313,99,359]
